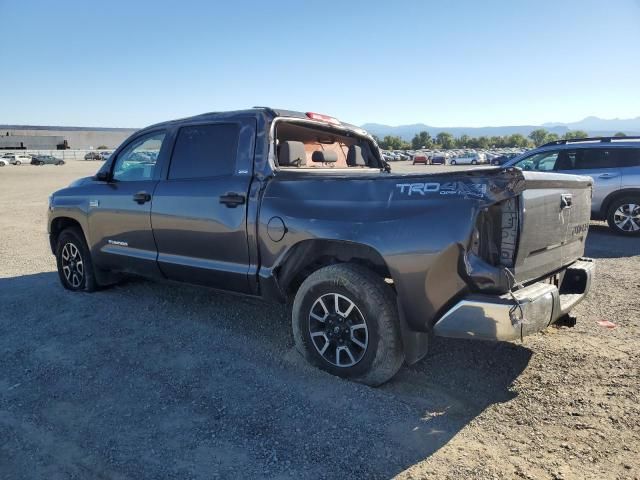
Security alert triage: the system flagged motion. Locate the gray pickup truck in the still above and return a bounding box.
[48,108,595,385]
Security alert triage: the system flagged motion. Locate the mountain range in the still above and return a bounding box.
[361,116,640,140]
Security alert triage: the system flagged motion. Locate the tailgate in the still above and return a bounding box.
[512,172,592,283]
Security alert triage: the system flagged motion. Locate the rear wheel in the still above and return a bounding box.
[55,227,99,291]
[15,160,21,165]
[450,159,456,165]
[471,159,478,165]
[607,197,640,236]
[292,264,404,386]
[57,161,64,166]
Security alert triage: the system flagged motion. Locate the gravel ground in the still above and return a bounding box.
[0,161,638,480]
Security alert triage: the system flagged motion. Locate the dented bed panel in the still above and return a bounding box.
[257,168,526,331]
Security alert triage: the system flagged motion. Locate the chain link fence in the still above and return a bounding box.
[0,149,111,161]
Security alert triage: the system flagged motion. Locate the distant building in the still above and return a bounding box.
[0,134,66,150]
[0,125,138,150]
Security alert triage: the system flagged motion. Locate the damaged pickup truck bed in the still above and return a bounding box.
[48,108,594,385]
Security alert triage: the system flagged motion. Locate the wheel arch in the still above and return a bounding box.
[600,188,640,218]
[274,239,393,299]
[49,217,86,254]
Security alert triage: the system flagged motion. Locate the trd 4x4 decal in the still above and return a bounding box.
[396,181,487,199]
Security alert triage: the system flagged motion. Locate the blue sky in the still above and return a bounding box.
[1,0,639,128]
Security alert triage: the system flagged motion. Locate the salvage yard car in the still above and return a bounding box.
[450,152,487,165]
[3,153,31,165]
[47,108,595,385]
[31,155,65,166]
[506,137,640,235]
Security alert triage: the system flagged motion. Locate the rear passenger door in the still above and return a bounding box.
[151,120,256,292]
[554,148,622,214]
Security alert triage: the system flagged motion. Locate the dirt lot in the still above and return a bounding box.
[0,161,638,479]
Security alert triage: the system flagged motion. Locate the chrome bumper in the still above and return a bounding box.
[433,258,594,341]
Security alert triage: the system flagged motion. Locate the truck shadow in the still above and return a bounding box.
[585,223,639,258]
[0,272,532,479]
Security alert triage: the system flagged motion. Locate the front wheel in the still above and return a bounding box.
[607,197,640,236]
[450,160,456,165]
[55,227,99,291]
[292,264,404,386]
[15,160,21,165]
[471,160,477,165]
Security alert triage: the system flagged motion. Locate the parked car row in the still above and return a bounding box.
[380,147,527,166]
[84,151,112,161]
[1,152,65,166]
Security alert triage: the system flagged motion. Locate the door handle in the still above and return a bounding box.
[133,191,151,204]
[598,173,618,179]
[561,193,572,209]
[219,192,246,208]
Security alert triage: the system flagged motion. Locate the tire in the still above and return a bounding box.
[15,160,21,165]
[450,160,456,165]
[606,197,640,236]
[471,160,477,165]
[292,264,404,386]
[55,227,99,292]
[57,161,64,166]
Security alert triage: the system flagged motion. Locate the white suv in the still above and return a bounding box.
[450,152,487,165]
[2,153,32,165]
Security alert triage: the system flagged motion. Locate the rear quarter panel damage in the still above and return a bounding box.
[257,168,525,333]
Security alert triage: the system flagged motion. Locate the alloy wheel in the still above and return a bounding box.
[61,242,84,288]
[614,203,640,232]
[308,293,369,368]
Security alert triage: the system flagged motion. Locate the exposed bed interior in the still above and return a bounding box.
[275,121,382,170]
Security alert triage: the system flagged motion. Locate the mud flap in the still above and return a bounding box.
[396,299,430,365]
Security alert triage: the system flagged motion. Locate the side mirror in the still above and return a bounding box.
[95,171,110,182]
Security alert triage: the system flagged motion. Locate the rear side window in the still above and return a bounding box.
[556,148,615,170]
[169,124,239,180]
[609,148,640,167]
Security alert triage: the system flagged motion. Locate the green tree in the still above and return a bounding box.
[382,135,404,150]
[411,131,433,149]
[528,128,550,147]
[545,133,560,143]
[613,132,627,137]
[506,134,529,148]
[435,132,455,149]
[563,130,589,140]
[456,134,471,148]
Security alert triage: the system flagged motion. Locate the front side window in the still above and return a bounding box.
[168,124,239,180]
[513,150,559,171]
[113,132,165,181]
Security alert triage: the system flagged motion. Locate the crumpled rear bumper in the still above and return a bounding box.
[432,258,594,341]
